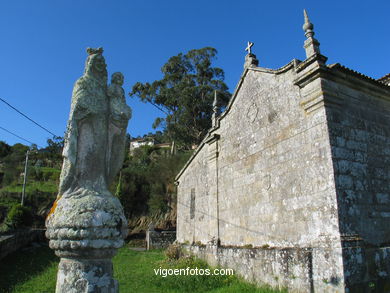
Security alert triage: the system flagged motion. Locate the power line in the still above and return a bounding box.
[0,97,58,137]
[0,125,38,146]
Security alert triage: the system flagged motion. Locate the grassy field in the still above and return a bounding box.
[0,180,58,195]
[0,245,286,293]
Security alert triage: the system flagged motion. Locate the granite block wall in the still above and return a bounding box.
[176,58,390,292]
[146,230,176,250]
[323,72,390,290]
[177,62,345,291]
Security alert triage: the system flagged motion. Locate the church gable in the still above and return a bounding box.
[176,10,390,293]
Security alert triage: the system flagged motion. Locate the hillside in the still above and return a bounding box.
[0,137,191,235]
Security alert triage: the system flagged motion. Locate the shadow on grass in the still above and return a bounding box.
[0,245,58,293]
[0,247,286,293]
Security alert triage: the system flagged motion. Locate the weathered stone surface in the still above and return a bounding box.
[177,58,344,291]
[176,38,390,292]
[59,47,109,197]
[107,72,132,186]
[56,258,117,293]
[185,244,344,292]
[46,48,130,293]
[146,230,176,250]
[46,194,126,256]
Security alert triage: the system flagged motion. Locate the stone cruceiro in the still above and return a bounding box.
[46,47,131,293]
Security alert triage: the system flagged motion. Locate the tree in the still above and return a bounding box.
[1,143,29,186]
[130,47,231,147]
[0,141,11,158]
[45,136,64,155]
[41,136,64,167]
[114,143,192,217]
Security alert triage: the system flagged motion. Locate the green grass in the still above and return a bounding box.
[0,197,19,208]
[0,246,286,293]
[1,181,58,194]
[0,166,60,197]
[39,167,60,173]
[0,246,58,293]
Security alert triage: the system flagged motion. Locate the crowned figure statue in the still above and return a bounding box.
[46,48,130,293]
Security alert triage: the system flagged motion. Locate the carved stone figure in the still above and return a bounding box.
[46,48,130,293]
[59,47,109,197]
[107,72,132,185]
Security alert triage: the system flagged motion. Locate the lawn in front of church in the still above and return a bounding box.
[0,244,286,293]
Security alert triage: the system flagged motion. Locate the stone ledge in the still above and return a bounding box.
[0,229,46,260]
[146,230,176,250]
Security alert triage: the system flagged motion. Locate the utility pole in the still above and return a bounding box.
[21,149,29,206]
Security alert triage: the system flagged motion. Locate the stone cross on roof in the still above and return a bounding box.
[245,41,254,55]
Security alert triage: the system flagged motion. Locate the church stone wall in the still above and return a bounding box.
[177,66,346,292]
[176,142,211,244]
[323,75,390,290]
[324,77,390,244]
[175,17,390,291]
[215,68,340,249]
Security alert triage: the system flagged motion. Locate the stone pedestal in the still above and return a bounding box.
[46,192,127,293]
[56,259,117,293]
[244,53,259,69]
[46,47,131,293]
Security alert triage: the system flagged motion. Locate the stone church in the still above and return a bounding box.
[175,10,390,292]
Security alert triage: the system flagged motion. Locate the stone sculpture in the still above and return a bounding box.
[107,72,132,185]
[46,47,130,293]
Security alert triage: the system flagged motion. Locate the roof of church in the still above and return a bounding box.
[377,73,390,85]
[328,63,390,88]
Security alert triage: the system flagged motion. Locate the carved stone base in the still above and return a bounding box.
[56,258,118,293]
[46,192,128,293]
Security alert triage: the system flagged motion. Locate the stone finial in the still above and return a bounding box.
[302,9,322,59]
[244,41,259,68]
[213,90,218,111]
[303,9,314,38]
[212,90,218,128]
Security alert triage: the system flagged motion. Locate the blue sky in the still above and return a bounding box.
[0,0,389,147]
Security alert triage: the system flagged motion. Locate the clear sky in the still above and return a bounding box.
[0,0,389,148]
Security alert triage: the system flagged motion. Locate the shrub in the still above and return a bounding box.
[165,243,182,260]
[0,222,12,234]
[5,204,32,228]
[50,171,60,182]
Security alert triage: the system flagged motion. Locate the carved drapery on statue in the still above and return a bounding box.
[59,47,109,196]
[46,48,130,293]
[58,49,131,197]
[107,72,132,186]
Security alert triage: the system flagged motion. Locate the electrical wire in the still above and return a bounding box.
[0,97,58,137]
[0,125,38,146]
